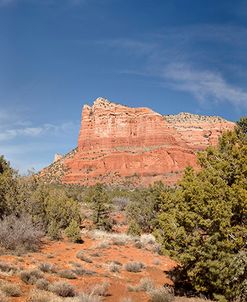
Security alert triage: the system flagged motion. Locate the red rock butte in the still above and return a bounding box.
[40,97,235,186]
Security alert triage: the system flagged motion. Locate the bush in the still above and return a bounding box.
[112,196,129,211]
[36,278,50,291]
[58,269,77,279]
[20,269,43,284]
[27,289,60,302]
[91,281,110,296]
[0,155,17,218]
[149,287,174,302]
[38,263,56,273]
[88,184,113,231]
[126,182,167,235]
[76,251,92,263]
[154,121,247,301]
[65,219,81,243]
[78,293,102,302]
[128,277,155,292]
[49,281,76,297]
[0,214,43,252]
[0,262,17,273]
[108,262,121,273]
[124,261,145,273]
[47,220,61,240]
[0,292,9,302]
[0,281,22,297]
[72,267,96,276]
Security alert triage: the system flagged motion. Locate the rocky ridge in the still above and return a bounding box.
[40,98,235,186]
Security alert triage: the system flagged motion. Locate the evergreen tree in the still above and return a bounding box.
[65,219,81,243]
[89,183,113,231]
[0,156,17,218]
[154,120,247,301]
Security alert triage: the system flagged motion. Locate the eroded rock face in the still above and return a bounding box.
[49,97,234,186]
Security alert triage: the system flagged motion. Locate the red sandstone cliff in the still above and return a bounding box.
[40,97,235,186]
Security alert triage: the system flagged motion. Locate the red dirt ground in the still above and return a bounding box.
[0,231,177,302]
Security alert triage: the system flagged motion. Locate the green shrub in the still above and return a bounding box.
[65,219,81,243]
[154,120,247,301]
[126,182,168,235]
[0,156,82,250]
[47,221,61,240]
[87,184,113,231]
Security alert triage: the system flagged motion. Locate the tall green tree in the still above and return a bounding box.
[0,156,18,217]
[154,120,247,301]
[89,183,113,231]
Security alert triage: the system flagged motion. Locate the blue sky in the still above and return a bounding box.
[1,0,247,173]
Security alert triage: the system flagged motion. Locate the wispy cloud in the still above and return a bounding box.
[163,63,247,107]
[97,24,247,108]
[0,121,77,141]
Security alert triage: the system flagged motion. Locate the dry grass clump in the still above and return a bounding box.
[149,287,174,302]
[95,240,110,249]
[133,234,161,253]
[128,277,155,292]
[58,269,77,279]
[73,267,96,276]
[0,262,17,274]
[77,293,102,302]
[108,261,121,273]
[20,269,44,284]
[140,234,156,245]
[124,261,145,272]
[49,281,76,297]
[0,281,22,297]
[39,263,56,273]
[90,252,101,257]
[111,235,129,246]
[36,278,50,291]
[91,281,110,297]
[76,251,93,263]
[69,261,82,267]
[89,230,132,244]
[27,289,60,302]
[69,262,96,276]
[0,291,9,302]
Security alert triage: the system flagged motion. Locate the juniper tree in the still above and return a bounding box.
[89,183,113,231]
[154,119,247,301]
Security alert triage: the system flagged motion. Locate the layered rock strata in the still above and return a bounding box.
[40,98,235,186]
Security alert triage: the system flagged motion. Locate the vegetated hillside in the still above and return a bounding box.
[0,117,246,302]
[40,97,234,186]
